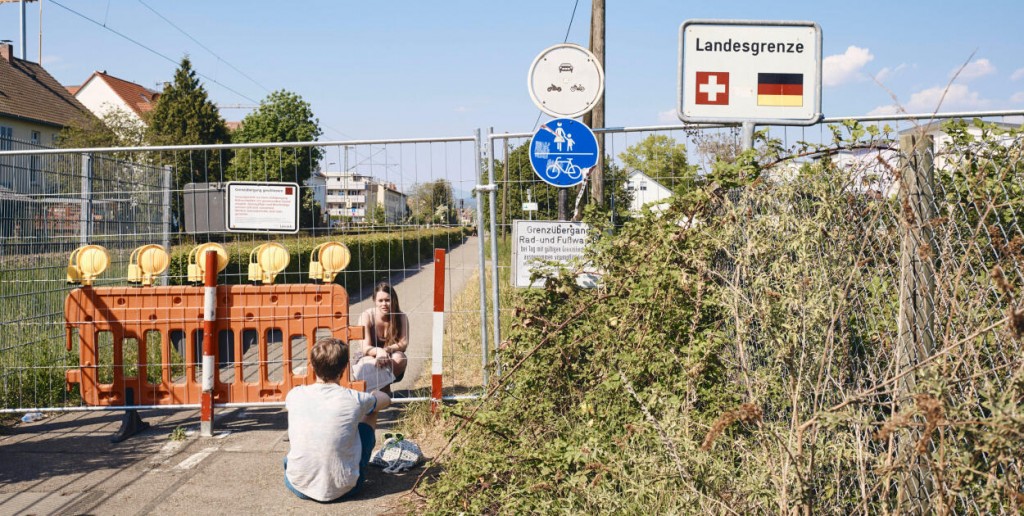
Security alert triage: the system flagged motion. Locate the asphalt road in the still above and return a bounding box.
[0,235,481,515]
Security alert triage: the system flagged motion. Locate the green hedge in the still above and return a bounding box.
[167,227,471,293]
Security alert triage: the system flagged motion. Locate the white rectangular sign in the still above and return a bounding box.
[522,202,539,211]
[678,20,821,125]
[511,220,590,288]
[226,181,300,233]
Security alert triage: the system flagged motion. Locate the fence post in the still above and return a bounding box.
[161,165,172,286]
[474,129,491,387]
[200,250,219,437]
[486,129,503,378]
[431,249,446,414]
[897,132,936,510]
[80,153,92,245]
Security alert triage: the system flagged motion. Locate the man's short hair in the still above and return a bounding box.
[310,337,349,382]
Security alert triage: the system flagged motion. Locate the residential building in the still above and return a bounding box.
[315,170,408,225]
[796,121,1020,199]
[625,170,673,213]
[71,70,159,127]
[0,42,94,194]
[374,181,408,223]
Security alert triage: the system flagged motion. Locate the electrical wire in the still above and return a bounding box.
[564,0,580,44]
[136,0,271,95]
[532,0,581,131]
[49,0,260,104]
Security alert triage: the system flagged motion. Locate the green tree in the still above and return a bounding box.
[148,57,230,230]
[58,109,147,149]
[227,90,324,230]
[409,179,455,224]
[618,134,696,193]
[370,204,387,226]
[226,90,323,184]
[489,141,632,226]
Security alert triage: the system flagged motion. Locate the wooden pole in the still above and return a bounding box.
[586,0,605,208]
[897,132,935,510]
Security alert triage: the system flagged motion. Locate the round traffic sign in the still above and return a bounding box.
[529,118,599,188]
[527,43,605,118]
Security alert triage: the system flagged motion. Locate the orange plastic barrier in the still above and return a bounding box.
[65,283,365,406]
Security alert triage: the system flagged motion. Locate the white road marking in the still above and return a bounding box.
[150,440,186,467]
[174,447,218,470]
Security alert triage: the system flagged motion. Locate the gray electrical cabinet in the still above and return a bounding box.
[183,182,226,234]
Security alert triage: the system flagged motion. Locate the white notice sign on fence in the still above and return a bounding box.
[226,181,300,233]
[511,220,592,288]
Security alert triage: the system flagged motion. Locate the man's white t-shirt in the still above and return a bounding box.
[285,383,377,501]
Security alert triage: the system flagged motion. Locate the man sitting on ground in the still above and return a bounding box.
[284,337,391,502]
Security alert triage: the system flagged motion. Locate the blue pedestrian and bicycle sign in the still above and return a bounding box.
[529,118,599,188]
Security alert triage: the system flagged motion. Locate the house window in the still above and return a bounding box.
[30,131,41,185]
[0,126,12,150]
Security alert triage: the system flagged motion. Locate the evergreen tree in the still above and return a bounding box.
[148,57,230,230]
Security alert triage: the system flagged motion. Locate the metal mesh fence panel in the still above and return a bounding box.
[0,136,484,411]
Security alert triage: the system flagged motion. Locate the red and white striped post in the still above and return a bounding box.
[431,249,446,414]
[200,250,218,436]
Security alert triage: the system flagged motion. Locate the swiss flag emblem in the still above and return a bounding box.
[695,72,729,105]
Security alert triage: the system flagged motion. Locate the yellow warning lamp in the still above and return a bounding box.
[128,244,170,286]
[248,242,290,285]
[187,242,230,283]
[309,241,351,283]
[67,244,110,286]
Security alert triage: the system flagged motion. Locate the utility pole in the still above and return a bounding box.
[585,0,605,209]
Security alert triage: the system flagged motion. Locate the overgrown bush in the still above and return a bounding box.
[421,122,1024,514]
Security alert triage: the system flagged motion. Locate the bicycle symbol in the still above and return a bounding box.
[545,157,583,180]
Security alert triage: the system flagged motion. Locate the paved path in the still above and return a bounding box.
[0,236,481,515]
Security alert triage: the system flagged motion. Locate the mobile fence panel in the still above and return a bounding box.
[0,135,486,418]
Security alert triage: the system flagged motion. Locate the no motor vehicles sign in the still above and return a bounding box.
[678,20,822,125]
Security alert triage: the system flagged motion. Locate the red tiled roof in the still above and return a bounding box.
[85,71,160,118]
[66,85,81,95]
[0,44,93,127]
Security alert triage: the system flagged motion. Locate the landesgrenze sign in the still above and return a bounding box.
[678,19,822,125]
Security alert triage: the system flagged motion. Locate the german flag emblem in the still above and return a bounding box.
[757,73,803,107]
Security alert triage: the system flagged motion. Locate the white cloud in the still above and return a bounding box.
[454,106,470,113]
[1011,68,1024,81]
[874,63,907,83]
[1011,91,1024,104]
[867,104,903,116]
[657,109,678,123]
[872,84,990,114]
[823,46,874,87]
[951,58,996,81]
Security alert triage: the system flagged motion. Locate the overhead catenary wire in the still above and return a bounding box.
[49,0,260,104]
[136,0,271,95]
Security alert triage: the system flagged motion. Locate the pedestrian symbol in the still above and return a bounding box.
[529,118,599,188]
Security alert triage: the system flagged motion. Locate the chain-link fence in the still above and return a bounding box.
[482,112,1024,513]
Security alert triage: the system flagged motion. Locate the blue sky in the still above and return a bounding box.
[2,1,1023,140]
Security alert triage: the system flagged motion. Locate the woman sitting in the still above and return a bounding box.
[354,281,409,385]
